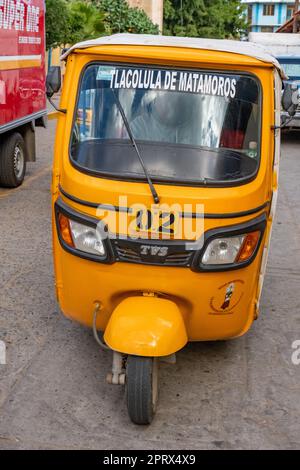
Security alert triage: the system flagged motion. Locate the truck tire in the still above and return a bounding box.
[0,133,26,187]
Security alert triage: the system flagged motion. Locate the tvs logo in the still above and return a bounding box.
[140,245,168,257]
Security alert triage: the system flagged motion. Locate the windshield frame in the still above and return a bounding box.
[69,61,263,188]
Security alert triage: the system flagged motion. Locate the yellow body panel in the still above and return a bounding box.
[55,238,263,341]
[51,43,279,351]
[104,296,188,356]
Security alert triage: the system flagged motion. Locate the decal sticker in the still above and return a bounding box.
[107,67,237,98]
[220,282,235,310]
[0,0,40,33]
[209,280,244,315]
[96,66,115,81]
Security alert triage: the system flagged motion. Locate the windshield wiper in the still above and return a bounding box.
[111,89,160,204]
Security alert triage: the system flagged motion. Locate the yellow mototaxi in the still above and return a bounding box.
[46,34,296,424]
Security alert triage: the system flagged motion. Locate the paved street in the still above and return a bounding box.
[0,122,299,450]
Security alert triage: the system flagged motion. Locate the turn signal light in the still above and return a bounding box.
[58,213,74,247]
[236,231,260,262]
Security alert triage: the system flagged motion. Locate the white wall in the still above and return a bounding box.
[249,32,300,55]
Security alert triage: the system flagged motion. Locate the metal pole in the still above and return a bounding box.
[47,47,52,71]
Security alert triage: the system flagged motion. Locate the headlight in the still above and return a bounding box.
[201,231,260,266]
[69,219,105,256]
[202,235,245,265]
[58,213,106,258]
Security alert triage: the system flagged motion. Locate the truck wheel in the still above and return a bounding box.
[126,356,158,425]
[0,133,26,187]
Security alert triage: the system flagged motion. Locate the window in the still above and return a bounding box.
[287,6,294,19]
[248,5,253,23]
[70,64,261,186]
[260,26,274,32]
[263,4,275,16]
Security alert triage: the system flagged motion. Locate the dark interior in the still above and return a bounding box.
[71,139,257,184]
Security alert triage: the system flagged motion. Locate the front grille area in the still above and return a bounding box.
[112,238,193,267]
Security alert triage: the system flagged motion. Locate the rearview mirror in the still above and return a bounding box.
[46,66,61,98]
[282,82,299,117]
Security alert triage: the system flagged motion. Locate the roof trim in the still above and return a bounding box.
[61,33,286,79]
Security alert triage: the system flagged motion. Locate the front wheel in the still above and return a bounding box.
[126,356,158,425]
[0,133,26,187]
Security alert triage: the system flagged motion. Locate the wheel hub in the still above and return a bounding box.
[13,144,25,179]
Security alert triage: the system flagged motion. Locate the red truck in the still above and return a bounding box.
[0,0,46,187]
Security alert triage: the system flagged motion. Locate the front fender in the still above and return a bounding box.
[104,296,188,357]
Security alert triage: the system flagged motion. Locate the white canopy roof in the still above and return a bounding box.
[61,33,285,78]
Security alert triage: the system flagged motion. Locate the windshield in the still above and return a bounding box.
[278,60,300,79]
[70,64,261,185]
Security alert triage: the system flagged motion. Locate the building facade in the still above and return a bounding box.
[242,0,296,32]
[128,0,164,32]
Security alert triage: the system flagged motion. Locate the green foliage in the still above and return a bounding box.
[164,0,247,39]
[46,0,106,49]
[97,0,159,34]
[164,0,206,37]
[64,1,106,44]
[45,0,70,49]
[46,0,159,50]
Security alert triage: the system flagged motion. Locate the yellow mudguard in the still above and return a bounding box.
[104,296,188,357]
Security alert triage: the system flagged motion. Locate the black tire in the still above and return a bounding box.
[0,133,26,187]
[126,356,158,425]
